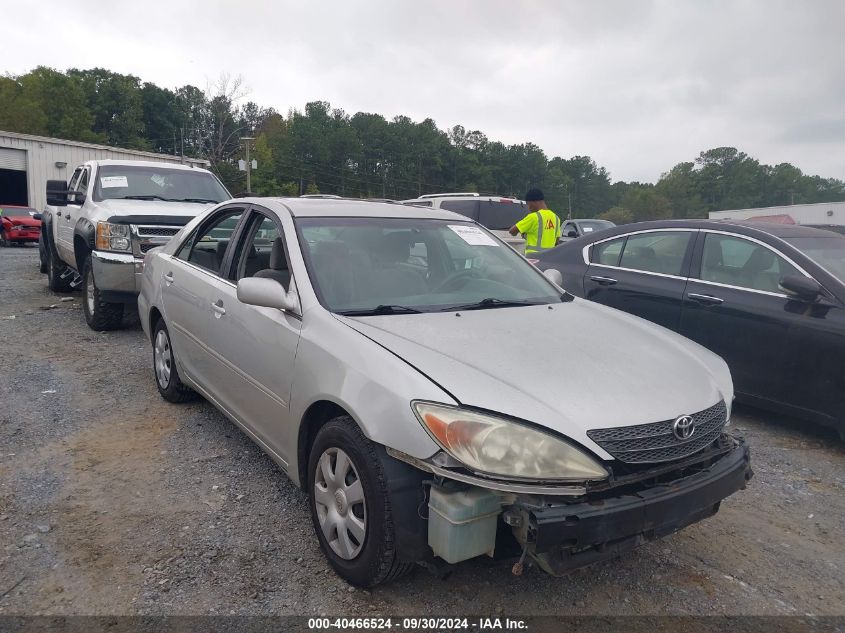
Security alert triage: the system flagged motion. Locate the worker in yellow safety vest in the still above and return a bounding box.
[509,188,562,254]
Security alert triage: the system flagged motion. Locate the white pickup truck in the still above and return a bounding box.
[41,160,230,330]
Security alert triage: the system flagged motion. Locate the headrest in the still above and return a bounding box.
[743,248,775,273]
[269,237,287,270]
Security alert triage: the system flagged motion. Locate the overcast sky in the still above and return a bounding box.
[4,0,844,182]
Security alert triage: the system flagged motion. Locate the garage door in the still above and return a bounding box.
[0,147,27,170]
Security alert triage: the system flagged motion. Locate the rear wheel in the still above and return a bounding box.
[38,238,48,273]
[46,247,72,293]
[152,319,196,403]
[308,417,416,586]
[81,254,124,330]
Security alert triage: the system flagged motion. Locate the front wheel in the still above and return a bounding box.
[81,254,124,330]
[308,417,415,587]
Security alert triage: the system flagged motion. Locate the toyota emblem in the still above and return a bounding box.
[673,415,696,441]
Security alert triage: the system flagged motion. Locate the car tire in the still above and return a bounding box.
[46,247,73,293]
[308,416,416,587]
[38,239,48,273]
[82,254,124,330]
[152,319,197,403]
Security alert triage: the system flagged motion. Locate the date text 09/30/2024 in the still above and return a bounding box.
[307,617,528,630]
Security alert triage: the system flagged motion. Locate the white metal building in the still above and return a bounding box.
[0,130,209,211]
[709,201,845,225]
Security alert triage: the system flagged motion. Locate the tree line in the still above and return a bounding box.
[2,66,843,222]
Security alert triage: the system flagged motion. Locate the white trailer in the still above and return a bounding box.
[709,201,845,226]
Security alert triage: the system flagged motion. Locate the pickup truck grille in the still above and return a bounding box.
[131,225,183,257]
[587,400,728,464]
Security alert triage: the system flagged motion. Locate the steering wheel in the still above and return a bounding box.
[433,269,477,293]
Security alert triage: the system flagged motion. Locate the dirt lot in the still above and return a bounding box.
[1,245,844,617]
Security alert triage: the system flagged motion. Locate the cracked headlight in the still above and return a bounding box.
[412,402,608,481]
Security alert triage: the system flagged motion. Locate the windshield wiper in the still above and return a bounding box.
[337,304,424,316]
[438,298,545,312]
[169,197,220,203]
[116,195,169,201]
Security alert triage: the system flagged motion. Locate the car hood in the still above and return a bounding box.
[94,198,215,220]
[340,300,731,459]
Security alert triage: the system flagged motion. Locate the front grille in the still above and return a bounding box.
[587,400,728,464]
[139,243,161,253]
[136,226,180,237]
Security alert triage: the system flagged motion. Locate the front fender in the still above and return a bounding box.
[287,309,451,487]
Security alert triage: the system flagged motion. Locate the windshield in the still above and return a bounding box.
[296,217,563,314]
[93,165,230,203]
[784,236,845,283]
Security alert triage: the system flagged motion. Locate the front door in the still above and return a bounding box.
[202,209,302,464]
[582,230,695,331]
[680,231,803,405]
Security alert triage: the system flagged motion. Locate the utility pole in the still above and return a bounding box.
[240,137,255,193]
[568,192,572,220]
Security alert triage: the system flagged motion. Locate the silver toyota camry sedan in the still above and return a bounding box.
[138,198,752,586]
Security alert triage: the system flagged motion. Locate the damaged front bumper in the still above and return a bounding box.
[515,439,752,575]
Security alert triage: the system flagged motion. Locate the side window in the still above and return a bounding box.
[67,168,82,191]
[619,231,692,276]
[236,215,290,290]
[440,200,479,220]
[591,237,625,266]
[76,168,90,195]
[407,200,432,207]
[477,201,526,230]
[699,233,801,293]
[175,209,243,275]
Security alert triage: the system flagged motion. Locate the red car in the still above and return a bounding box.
[0,205,42,246]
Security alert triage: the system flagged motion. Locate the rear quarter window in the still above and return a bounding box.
[477,201,527,230]
[440,200,479,220]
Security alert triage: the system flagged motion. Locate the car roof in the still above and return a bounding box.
[241,197,471,221]
[401,195,524,203]
[599,219,841,240]
[88,159,211,172]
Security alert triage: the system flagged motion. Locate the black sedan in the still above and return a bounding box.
[533,220,845,439]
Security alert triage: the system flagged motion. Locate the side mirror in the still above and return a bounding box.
[543,268,564,286]
[46,180,69,207]
[237,277,299,313]
[779,274,822,302]
[33,213,42,221]
[566,230,578,238]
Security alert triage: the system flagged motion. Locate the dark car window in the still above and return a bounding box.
[783,236,845,284]
[592,237,625,266]
[619,231,692,276]
[477,201,527,230]
[699,233,801,293]
[578,220,614,234]
[405,200,432,207]
[176,210,243,275]
[440,200,479,220]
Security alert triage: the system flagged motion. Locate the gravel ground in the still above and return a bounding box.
[1,245,844,617]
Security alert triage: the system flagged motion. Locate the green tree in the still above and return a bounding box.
[16,67,98,141]
[598,206,634,224]
[68,68,146,148]
[0,75,48,134]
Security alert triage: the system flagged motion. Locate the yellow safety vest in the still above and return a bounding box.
[516,208,561,253]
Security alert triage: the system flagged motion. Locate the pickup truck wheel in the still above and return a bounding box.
[82,254,124,330]
[308,417,415,587]
[152,320,196,403]
[46,248,73,293]
[38,239,48,273]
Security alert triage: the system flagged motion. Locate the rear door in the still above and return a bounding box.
[582,229,696,331]
[160,206,246,388]
[679,230,803,404]
[56,167,83,262]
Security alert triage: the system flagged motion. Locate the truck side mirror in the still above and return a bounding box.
[46,180,69,207]
[566,230,578,238]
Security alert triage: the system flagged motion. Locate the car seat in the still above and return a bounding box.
[740,248,778,292]
[254,238,291,289]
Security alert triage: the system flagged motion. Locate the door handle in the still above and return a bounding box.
[590,275,618,286]
[56,211,62,217]
[211,300,226,317]
[688,293,724,305]
[163,272,174,285]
